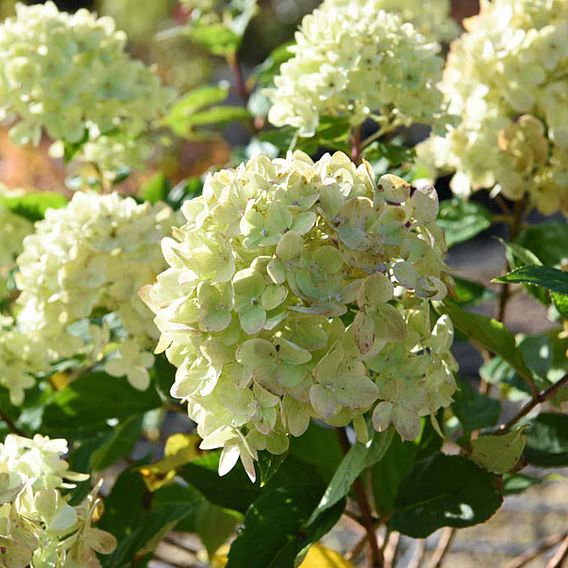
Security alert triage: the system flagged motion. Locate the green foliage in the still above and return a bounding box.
[440,300,534,384]
[437,198,492,247]
[388,454,503,537]
[452,377,501,432]
[470,429,527,474]
[495,266,568,295]
[0,191,68,221]
[226,486,345,568]
[517,223,568,267]
[453,277,495,307]
[41,372,162,439]
[524,413,568,467]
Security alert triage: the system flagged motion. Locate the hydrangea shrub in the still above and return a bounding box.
[0,0,566,566]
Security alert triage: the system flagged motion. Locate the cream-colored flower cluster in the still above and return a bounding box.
[0,200,32,302]
[418,0,568,216]
[15,192,175,392]
[325,0,458,43]
[0,2,174,175]
[0,315,48,407]
[0,434,116,568]
[267,0,446,137]
[142,152,457,481]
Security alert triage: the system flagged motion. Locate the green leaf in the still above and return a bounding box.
[372,436,419,516]
[552,292,568,319]
[517,223,568,267]
[470,429,527,474]
[104,505,194,567]
[494,266,568,295]
[179,452,263,513]
[187,105,251,127]
[252,42,294,86]
[388,454,502,538]
[288,422,343,483]
[140,173,170,204]
[193,503,241,558]
[437,198,492,248]
[503,473,542,495]
[440,300,534,386]
[164,84,229,137]
[453,277,495,307]
[524,413,568,467]
[372,420,442,516]
[89,415,143,471]
[41,372,161,439]
[187,23,241,55]
[308,429,394,524]
[226,485,344,568]
[452,377,501,432]
[0,191,68,222]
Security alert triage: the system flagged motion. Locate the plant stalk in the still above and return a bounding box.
[336,427,384,567]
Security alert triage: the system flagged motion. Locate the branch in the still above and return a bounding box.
[227,53,250,106]
[336,428,384,567]
[428,527,456,568]
[351,126,363,165]
[546,533,568,568]
[0,410,24,436]
[503,531,568,568]
[499,374,568,433]
[408,540,427,568]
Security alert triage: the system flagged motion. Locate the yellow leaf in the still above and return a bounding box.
[300,544,354,568]
[138,433,202,491]
[50,372,71,390]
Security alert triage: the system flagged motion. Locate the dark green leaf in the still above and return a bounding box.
[495,266,568,295]
[179,452,262,513]
[453,277,495,307]
[226,485,344,568]
[452,377,501,432]
[440,300,534,385]
[525,413,568,467]
[437,198,492,247]
[517,223,568,267]
[288,422,343,483]
[372,420,442,515]
[0,191,68,222]
[308,429,393,524]
[89,415,143,471]
[389,454,502,537]
[41,372,161,439]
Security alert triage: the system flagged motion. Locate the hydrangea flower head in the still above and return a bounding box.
[14,192,175,392]
[325,0,458,43]
[0,2,175,174]
[266,0,446,136]
[142,151,457,481]
[418,0,568,216]
[0,434,116,567]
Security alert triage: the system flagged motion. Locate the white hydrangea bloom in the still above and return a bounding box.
[15,192,175,391]
[325,0,458,43]
[142,151,457,481]
[0,434,116,568]
[0,315,49,406]
[0,2,175,174]
[418,0,568,216]
[266,1,446,136]
[0,198,32,302]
